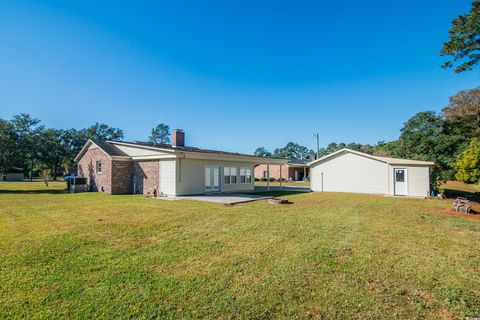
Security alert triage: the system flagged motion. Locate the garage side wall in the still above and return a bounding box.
[310,152,388,195]
[388,165,431,197]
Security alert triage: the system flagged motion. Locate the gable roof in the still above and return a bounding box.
[74,140,287,164]
[74,140,131,162]
[307,148,435,166]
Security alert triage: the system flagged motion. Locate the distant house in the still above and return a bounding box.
[75,130,286,196]
[308,148,434,197]
[254,160,309,181]
[2,168,24,182]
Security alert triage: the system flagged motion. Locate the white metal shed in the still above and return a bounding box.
[308,149,435,197]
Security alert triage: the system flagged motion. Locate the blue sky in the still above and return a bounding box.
[0,0,478,153]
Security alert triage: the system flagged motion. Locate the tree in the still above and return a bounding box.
[441,0,480,73]
[254,147,272,157]
[395,111,443,160]
[86,123,124,141]
[442,88,480,138]
[0,119,17,178]
[149,123,170,145]
[10,113,44,181]
[273,142,312,160]
[59,129,88,174]
[36,129,63,180]
[453,138,480,183]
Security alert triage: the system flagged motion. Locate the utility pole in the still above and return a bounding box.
[312,133,320,158]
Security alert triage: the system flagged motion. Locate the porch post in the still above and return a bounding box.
[267,164,270,191]
[279,165,283,190]
[304,166,307,180]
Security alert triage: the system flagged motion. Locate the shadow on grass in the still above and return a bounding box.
[444,188,480,203]
[0,189,68,194]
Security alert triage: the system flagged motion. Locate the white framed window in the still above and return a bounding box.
[224,167,237,184]
[263,170,269,179]
[240,167,252,183]
[96,161,102,173]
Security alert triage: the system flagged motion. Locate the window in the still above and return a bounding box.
[224,167,237,184]
[240,167,252,183]
[96,161,102,173]
[395,169,405,182]
[263,171,269,179]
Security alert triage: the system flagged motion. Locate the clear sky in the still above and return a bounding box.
[1,0,479,153]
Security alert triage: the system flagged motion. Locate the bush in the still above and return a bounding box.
[254,178,260,182]
[259,178,267,182]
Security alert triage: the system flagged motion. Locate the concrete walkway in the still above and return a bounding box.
[157,193,273,205]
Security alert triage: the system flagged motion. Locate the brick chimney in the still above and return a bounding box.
[172,129,185,148]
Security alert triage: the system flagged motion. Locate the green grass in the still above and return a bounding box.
[442,181,480,203]
[1,182,479,319]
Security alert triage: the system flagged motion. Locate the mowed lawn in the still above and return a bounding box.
[1,183,479,319]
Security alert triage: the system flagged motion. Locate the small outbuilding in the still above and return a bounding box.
[2,168,24,182]
[308,148,434,197]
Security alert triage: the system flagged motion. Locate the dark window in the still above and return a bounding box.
[96,161,102,173]
[395,170,405,182]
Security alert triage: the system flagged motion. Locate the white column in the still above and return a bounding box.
[267,164,270,191]
[279,165,283,190]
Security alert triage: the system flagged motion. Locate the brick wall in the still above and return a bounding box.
[133,161,160,195]
[254,164,289,180]
[111,160,134,194]
[77,147,112,193]
[254,164,309,181]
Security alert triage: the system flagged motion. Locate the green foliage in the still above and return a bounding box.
[86,122,124,141]
[1,114,127,180]
[0,119,17,176]
[273,142,313,160]
[149,123,170,145]
[453,138,480,183]
[441,0,480,73]
[10,114,44,180]
[254,147,272,157]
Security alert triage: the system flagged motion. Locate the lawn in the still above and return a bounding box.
[1,182,479,319]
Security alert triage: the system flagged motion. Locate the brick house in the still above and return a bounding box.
[254,160,309,181]
[75,130,286,196]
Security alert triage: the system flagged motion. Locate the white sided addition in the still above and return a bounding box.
[308,148,434,197]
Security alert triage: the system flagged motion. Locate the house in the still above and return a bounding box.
[308,148,434,197]
[2,168,24,181]
[254,159,309,181]
[75,130,287,196]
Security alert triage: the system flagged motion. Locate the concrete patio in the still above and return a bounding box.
[157,193,273,205]
[252,186,311,193]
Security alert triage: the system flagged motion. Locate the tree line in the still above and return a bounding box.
[0,114,171,181]
[254,88,480,183]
